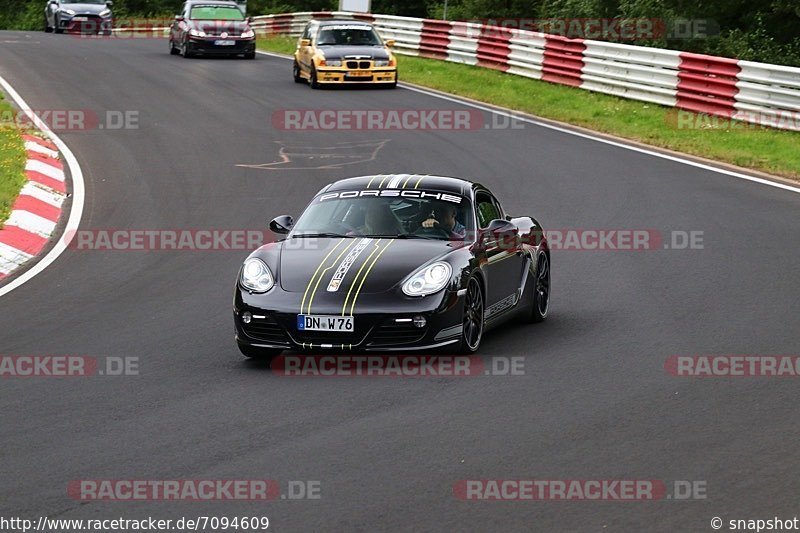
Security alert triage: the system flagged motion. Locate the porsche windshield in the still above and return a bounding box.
[316,25,382,46]
[292,192,474,241]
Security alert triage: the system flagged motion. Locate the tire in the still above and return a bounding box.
[244,51,256,59]
[309,66,320,89]
[54,15,63,34]
[293,61,304,83]
[169,39,179,55]
[455,276,484,354]
[238,342,282,361]
[44,15,53,33]
[527,252,550,323]
[181,42,193,58]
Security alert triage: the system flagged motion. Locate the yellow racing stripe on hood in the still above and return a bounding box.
[341,239,382,316]
[306,240,354,314]
[347,239,394,316]
[301,238,346,314]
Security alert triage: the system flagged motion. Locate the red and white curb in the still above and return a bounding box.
[0,135,67,280]
[0,75,84,298]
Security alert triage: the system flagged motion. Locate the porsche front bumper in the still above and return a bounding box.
[234,287,464,352]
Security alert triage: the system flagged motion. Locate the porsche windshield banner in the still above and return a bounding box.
[317,189,463,204]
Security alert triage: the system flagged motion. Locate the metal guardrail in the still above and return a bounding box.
[249,11,800,131]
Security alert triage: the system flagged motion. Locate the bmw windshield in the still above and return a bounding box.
[291,191,474,241]
[316,25,383,46]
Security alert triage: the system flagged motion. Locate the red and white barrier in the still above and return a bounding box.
[0,135,67,280]
[252,11,800,131]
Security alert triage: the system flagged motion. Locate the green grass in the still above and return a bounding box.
[258,35,800,180]
[0,93,28,228]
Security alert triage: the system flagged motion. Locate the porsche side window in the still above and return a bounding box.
[476,192,501,228]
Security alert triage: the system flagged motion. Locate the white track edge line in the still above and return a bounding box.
[255,49,800,196]
[0,75,85,298]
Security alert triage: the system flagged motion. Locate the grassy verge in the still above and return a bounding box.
[258,35,800,180]
[0,93,28,228]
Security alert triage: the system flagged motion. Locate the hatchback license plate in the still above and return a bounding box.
[215,40,235,46]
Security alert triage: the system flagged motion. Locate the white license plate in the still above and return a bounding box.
[214,40,235,46]
[297,315,354,333]
[72,16,88,21]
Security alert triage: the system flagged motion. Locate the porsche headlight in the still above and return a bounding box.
[240,258,275,293]
[402,262,452,297]
[374,59,389,67]
[241,29,255,38]
[62,9,76,15]
[99,9,111,17]
[189,28,206,37]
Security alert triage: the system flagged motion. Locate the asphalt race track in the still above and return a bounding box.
[1,32,799,532]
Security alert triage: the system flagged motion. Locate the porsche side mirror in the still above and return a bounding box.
[299,38,311,47]
[483,219,519,250]
[385,39,395,47]
[269,215,294,234]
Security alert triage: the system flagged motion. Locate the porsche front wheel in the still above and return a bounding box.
[456,277,484,354]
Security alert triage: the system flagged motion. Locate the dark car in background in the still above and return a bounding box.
[44,0,113,34]
[169,0,256,59]
[233,174,551,360]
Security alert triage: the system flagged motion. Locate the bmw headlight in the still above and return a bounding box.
[189,28,206,37]
[326,59,342,67]
[402,262,452,297]
[374,59,390,67]
[240,258,275,293]
[62,9,76,15]
[241,29,255,39]
[99,8,111,17]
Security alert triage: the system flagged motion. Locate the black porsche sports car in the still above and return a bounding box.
[233,175,550,358]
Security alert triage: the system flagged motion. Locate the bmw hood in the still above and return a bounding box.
[318,45,390,61]
[279,238,454,294]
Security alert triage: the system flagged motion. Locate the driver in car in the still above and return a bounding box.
[422,204,467,239]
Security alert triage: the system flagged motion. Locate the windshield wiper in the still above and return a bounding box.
[292,232,351,238]
[363,234,441,240]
